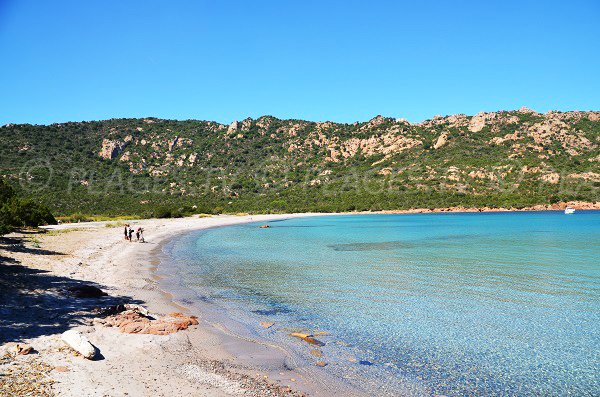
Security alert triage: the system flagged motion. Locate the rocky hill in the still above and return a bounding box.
[1,108,599,216]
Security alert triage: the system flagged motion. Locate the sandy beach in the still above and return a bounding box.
[2,208,598,396]
[0,213,366,397]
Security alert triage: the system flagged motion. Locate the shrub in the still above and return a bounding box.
[153,206,184,218]
[0,179,56,234]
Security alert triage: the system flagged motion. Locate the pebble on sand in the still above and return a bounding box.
[2,342,33,356]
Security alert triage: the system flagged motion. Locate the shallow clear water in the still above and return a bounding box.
[163,212,600,396]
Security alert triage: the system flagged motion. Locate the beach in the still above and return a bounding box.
[0,213,362,397]
[158,211,600,396]
[2,0,598,394]
[2,209,599,396]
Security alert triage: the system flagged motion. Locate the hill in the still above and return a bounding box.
[1,108,599,217]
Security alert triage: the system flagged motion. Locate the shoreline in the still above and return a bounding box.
[1,209,599,396]
[144,213,362,396]
[1,213,362,397]
[371,200,600,214]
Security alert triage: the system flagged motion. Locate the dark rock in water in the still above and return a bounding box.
[359,360,374,366]
[68,285,108,298]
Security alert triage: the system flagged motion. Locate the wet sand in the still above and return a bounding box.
[3,205,597,395]
[0,214,365,397]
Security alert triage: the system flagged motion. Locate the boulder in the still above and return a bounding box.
[290,332,325,347]
[97,310,198,335]
[165,312,200,332]
[61,330,96,359]
[68,285,107,298]
[433,133,448,149]
[98,139,129,160]
[227,121,239,135]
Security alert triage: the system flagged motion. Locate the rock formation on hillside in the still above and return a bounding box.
[1,108,598,214]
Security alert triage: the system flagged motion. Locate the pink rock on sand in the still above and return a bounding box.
[99,310,199,335]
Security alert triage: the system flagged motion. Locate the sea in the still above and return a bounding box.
[160,211,600,396]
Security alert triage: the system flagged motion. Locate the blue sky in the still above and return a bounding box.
[0,0,598,125]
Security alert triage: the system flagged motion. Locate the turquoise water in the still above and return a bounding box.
[163,212,600,396]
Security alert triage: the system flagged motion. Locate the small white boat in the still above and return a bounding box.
[564,207,575,214]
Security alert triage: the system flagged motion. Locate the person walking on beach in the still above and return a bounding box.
[128,226,134,242]
[137,227,145,243]
[135,228,140,241]
[124,225,129,241]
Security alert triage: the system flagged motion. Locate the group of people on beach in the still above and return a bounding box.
[124,224,144,242]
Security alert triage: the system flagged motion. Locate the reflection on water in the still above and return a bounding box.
[164,212,600,396]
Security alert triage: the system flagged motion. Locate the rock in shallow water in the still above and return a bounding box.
[309,349,323,358]
[289,332,325,347]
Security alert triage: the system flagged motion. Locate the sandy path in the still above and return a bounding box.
[0,214,362,397]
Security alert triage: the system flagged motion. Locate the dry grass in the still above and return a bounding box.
[104,221,128,228]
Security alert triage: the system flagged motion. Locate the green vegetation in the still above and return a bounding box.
[0,178,56,234]
[0,110,598,218]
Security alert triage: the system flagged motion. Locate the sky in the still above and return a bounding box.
[0,0,598,125]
